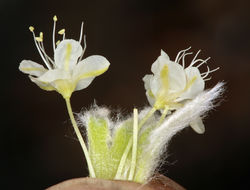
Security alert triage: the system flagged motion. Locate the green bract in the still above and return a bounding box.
[80,106,159,182]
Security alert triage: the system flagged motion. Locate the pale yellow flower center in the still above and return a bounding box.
[153,64,198,110]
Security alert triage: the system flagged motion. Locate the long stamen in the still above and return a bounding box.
[201,66,210,78]
[177,52,185,63]
[38,32,50,65]
[188,59,203,68]
[197,57,211,68]
[190,50,201,66]
[58,29,66,40]
[52,15,57,53]
[29,27,52,69]
[79,22,84,44]
[56,40,61,46]
[58,29,65,35]
[177,49,192,64]
[39,41,49,64]
[39,32,43,40]
[175,46,191,63]
[36,32,54,65]
[181,52,193,68]
[208,67,220,73]
[38,41,55,65]
[204,77,212,81]
[202,66,220,79]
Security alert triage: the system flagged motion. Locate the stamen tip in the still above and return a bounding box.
[53,15,57,21]
[58,29,65,35]
[35,37,43,42]
[29,26,34,32]
[40,32,43,39]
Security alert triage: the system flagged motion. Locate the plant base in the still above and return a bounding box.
[46,174,185,190]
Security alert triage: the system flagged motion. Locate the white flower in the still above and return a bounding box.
[143,47,219,133]
[19,16,110,99]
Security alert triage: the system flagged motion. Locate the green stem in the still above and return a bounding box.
[65,98,96,178]
[128,109,138,180]
[156,106,169,127]
[138,107,157,129]
[115,107,156,180]
[114,137,132,180]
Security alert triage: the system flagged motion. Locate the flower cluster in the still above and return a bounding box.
[19,16,223,184]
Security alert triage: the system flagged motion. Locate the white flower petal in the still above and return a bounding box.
[142,74,153,91]
[37,69,70,83]
[167,61,186,93]
[149,74,161,97]
[151,52,186,94]
[145,91,155,107]
[75,77,95,91]
[54,39,82,70]
[19,60,47,77]
[189,117,205,134]
[143,75,156,107]
[160,49,170,60]
[73,55,110,80]
[151,52,169,74]
[29,76,55,91]
[179,67,205,100]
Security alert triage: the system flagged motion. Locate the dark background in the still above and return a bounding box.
[1,0,250,189]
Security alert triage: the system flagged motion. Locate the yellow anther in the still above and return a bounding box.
[58,29,65,35]
[56,40,61,45]
[39,32,43,39]
[29,26,34,32]
[35,37,43,42]
[53,15,57,21]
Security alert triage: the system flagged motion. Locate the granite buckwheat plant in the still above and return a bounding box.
[19,16,223,183]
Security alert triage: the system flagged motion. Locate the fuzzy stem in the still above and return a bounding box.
[115,107,156,179]
[128,109,138,180]
[65,98,96,178]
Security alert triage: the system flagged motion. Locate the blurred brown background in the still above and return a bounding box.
[1,0,250,189]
